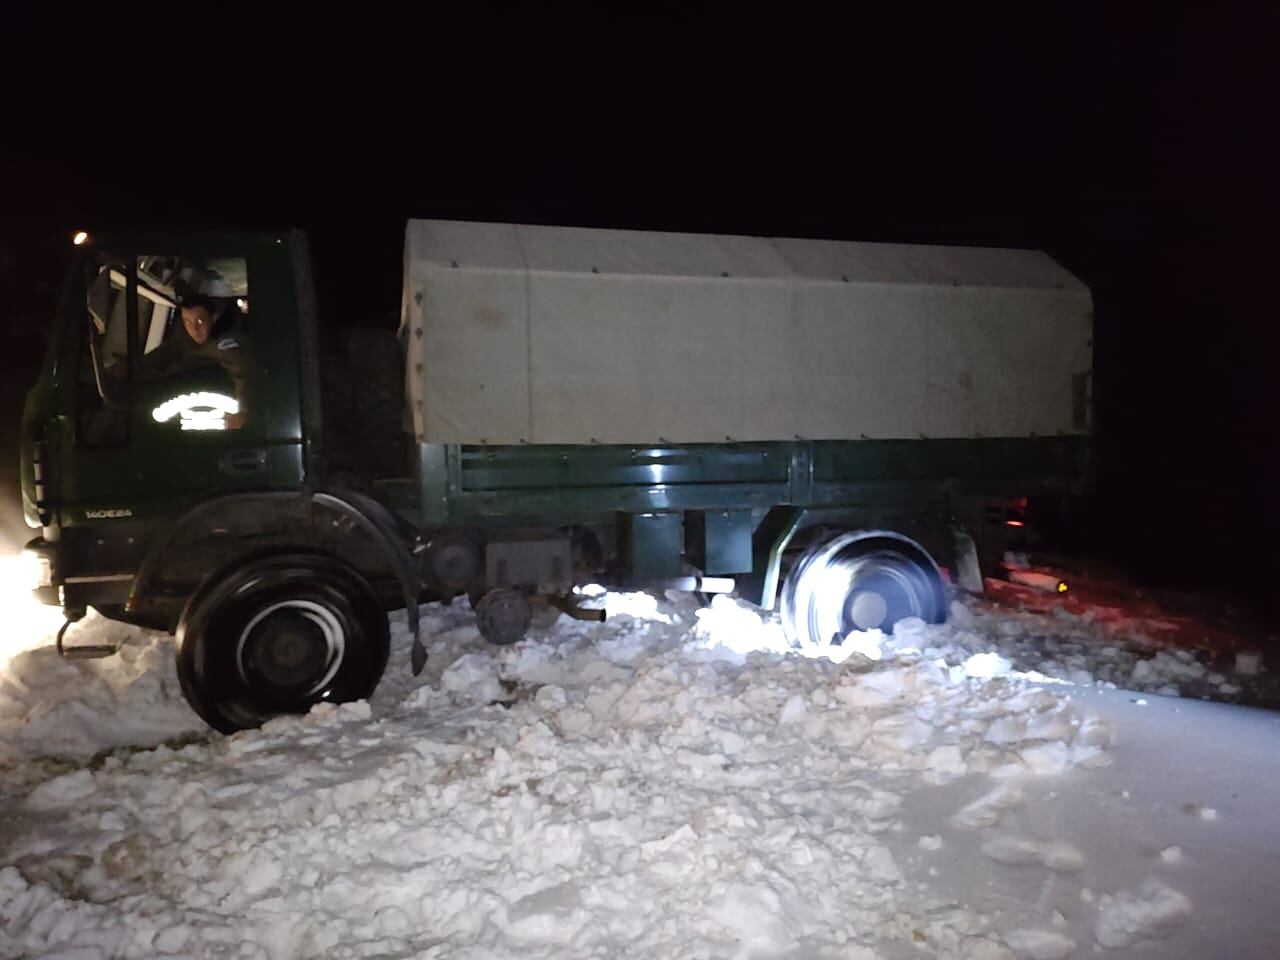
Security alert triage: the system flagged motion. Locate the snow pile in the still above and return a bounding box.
[893,599,1260,702]
[0,592,1123,960]
[0,609,205,764]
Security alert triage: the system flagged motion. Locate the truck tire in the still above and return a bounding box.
[176,553,390,733]
[347,329,409,479]
[780,531,947,651]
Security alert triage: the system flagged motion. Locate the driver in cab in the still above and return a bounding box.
[146,289,252,430]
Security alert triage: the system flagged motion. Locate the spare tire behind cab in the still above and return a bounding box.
[320,327,410,481]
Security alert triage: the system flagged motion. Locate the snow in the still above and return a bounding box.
[1160,845,1184,864]
[1183,803,1217,821]
[938,598,1268,704]
[1094,879,1193,948]
[980,835,1084,873]
[1235,652,1262,676]
[963,651,1013,680]
[439,652,506,703]
[1002,928,1076,960]
[0,609,207,764]
[0,583,1278,957]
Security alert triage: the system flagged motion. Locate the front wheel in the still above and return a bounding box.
[779,531,947,651]
[176,553,390,733]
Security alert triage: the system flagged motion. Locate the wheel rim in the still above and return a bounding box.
[781,531,945,650]
[236,600,346,697]
[848,588,889,630]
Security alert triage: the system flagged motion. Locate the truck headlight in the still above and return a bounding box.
[18,548,53,590]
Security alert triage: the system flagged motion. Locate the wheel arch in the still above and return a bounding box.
[739,506,953,611]
[780,527,949,647]
[125,490,422,637]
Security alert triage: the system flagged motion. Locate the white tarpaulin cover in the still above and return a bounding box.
[401,220,1092,445]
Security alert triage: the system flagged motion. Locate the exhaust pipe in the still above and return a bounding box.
[1006,569,1068,595]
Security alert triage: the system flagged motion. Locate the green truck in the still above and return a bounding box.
[19,220,1092,732]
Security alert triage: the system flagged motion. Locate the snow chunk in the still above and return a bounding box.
[984,717,1028,746]
[604,590,672,623]
[981,835,1042,866]
[778,694,807,725]
[1160,846,1185,864]
[835,672,906,708]
[1235,652,1262,676]
[27,769,96,807]
[506,881,586,943]
[962,936,1016,960]
[953,783,1023,830]
[440,653,505,703]
[964,652,1013,680]
[949,599,977,627]
[1040,841,1085,873]
[1183,803,1218,821]
[980,836,1083,872]
[1018,742,1071,776]
[154,924,193,952]
[841,629,884,661]
[1003,928,1076,960]
[693,595,788,658]
[918,835,944,851]
[707,882,795,954]
[862,844,902,882]
[923,745,968,784]
[1094,879,1192,948]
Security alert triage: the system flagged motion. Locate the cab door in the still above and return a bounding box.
[57,238,307,543]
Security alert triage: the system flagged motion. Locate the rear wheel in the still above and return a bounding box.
[176,553,390,733]
[780,531,947,651]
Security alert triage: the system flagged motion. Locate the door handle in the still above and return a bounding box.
[220,448,268,473]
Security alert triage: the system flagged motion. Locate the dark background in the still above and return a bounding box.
[3,7,1276,622]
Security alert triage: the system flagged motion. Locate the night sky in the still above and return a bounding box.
[3,7,1276,622]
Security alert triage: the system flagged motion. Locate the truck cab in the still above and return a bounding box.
[22,232,314,618]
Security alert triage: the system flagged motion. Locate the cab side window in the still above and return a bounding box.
[77,255,253,442]
[136,255,251,432]
[77,257,139,446]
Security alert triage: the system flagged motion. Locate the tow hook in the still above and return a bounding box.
[55,612,121,660]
